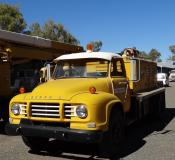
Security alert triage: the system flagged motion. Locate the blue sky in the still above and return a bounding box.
[0,0,175,60]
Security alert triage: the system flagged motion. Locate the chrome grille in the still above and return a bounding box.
[20,104,27,117]
[64,105,77,119]
[31,103,60,118]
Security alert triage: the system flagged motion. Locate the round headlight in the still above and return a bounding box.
[76,105,87,119]
[11,104,21,115]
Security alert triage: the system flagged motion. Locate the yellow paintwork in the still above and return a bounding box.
[9,55,157,132]
[9,77,121,131]
[124,57,157,93]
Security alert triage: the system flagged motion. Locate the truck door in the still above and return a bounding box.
[111,58,130,112]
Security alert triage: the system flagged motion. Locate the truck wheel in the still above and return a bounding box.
[98,109,125,158]
[46,142,63,155]
[22,136,49,153]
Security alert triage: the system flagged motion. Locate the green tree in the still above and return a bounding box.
[0,3,26,33]
[29,23,43,37]
[29,19,79,45]
[167,55,175,61]
[157,59,162,62]
[139,51,149,59]
[88,41,103,52]
[169,45,175,60]
[169,45,175,54]
[148,48,161,61]
[43,20,58,41]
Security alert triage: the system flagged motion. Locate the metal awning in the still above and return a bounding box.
[0,29,83,61]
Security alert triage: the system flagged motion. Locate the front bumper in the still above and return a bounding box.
[17,119,104,143]
[5,123,20,135]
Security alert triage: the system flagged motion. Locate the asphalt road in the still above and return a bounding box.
[0,83,175,160]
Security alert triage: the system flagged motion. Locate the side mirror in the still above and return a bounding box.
[130,59,140,81]
[39,64,51,83]
[39,68,46,83]
[40,77,46,83]
[39,63,55,83]
[46,64,51,81]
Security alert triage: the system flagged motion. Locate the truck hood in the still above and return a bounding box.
[26,78,112,100]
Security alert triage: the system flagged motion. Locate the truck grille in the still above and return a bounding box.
[31,103,60,118]
[20,104,27,117]
[64,104,77,119]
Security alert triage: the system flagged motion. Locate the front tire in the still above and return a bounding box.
[98,109,125,158]
[22,136,49,153]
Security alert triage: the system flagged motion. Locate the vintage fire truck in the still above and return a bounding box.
[8,48,165,158]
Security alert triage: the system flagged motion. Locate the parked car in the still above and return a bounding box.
[157,73,169,86]
[169,70,175,82]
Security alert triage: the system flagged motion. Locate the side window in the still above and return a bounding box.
[111,59,126,77]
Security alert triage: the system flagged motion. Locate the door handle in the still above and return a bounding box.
[118,81,128,85]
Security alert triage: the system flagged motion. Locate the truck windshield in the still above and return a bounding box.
[53,59,109,78]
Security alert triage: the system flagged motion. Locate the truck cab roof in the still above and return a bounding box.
[54,52,121,62]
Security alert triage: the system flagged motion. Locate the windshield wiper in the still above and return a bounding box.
[55,76,72,79]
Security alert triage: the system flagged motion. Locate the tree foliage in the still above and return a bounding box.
[139,49,161,61]
[168,45,175,60]
[88,41,103,52]
[29,23,42,37]
[169,45,175,54]
[148,48,161,61]
[29,19,80,45]
[167,55,175,61]
[139,51,149,59]
[0,3,26,32]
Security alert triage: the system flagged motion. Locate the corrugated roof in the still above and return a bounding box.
[0,29,83,52]
[157,60,175,69]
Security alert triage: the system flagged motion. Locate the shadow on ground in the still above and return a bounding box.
[121,108,175,158]
[0,121,8,134]
[26,108,175,160]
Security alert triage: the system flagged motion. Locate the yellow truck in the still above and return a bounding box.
[8,48,165,158]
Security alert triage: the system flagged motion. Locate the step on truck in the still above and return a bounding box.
[8,47,165,158]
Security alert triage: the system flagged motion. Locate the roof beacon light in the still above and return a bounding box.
[86,44,94,53]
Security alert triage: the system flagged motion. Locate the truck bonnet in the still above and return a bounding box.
[25,78,111,101]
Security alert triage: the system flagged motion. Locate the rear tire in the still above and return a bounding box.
[98,109,125,158]
[153,92,165,119]
[22,136,49,153]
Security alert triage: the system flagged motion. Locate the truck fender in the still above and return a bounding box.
[105,100,124,127]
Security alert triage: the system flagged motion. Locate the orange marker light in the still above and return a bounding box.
[89,86,96,94]
[19,87,26,94]
[86,44,94,52]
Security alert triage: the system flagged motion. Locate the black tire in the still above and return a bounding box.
[22,136,49,153]
[152,93,165,119]
[98,109,125,159]
[45,140,63,155]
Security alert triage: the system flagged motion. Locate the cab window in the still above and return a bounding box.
[111,59,126,77]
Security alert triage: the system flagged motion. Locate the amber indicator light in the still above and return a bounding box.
[19,87,26,94]
[89,86,96,94]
